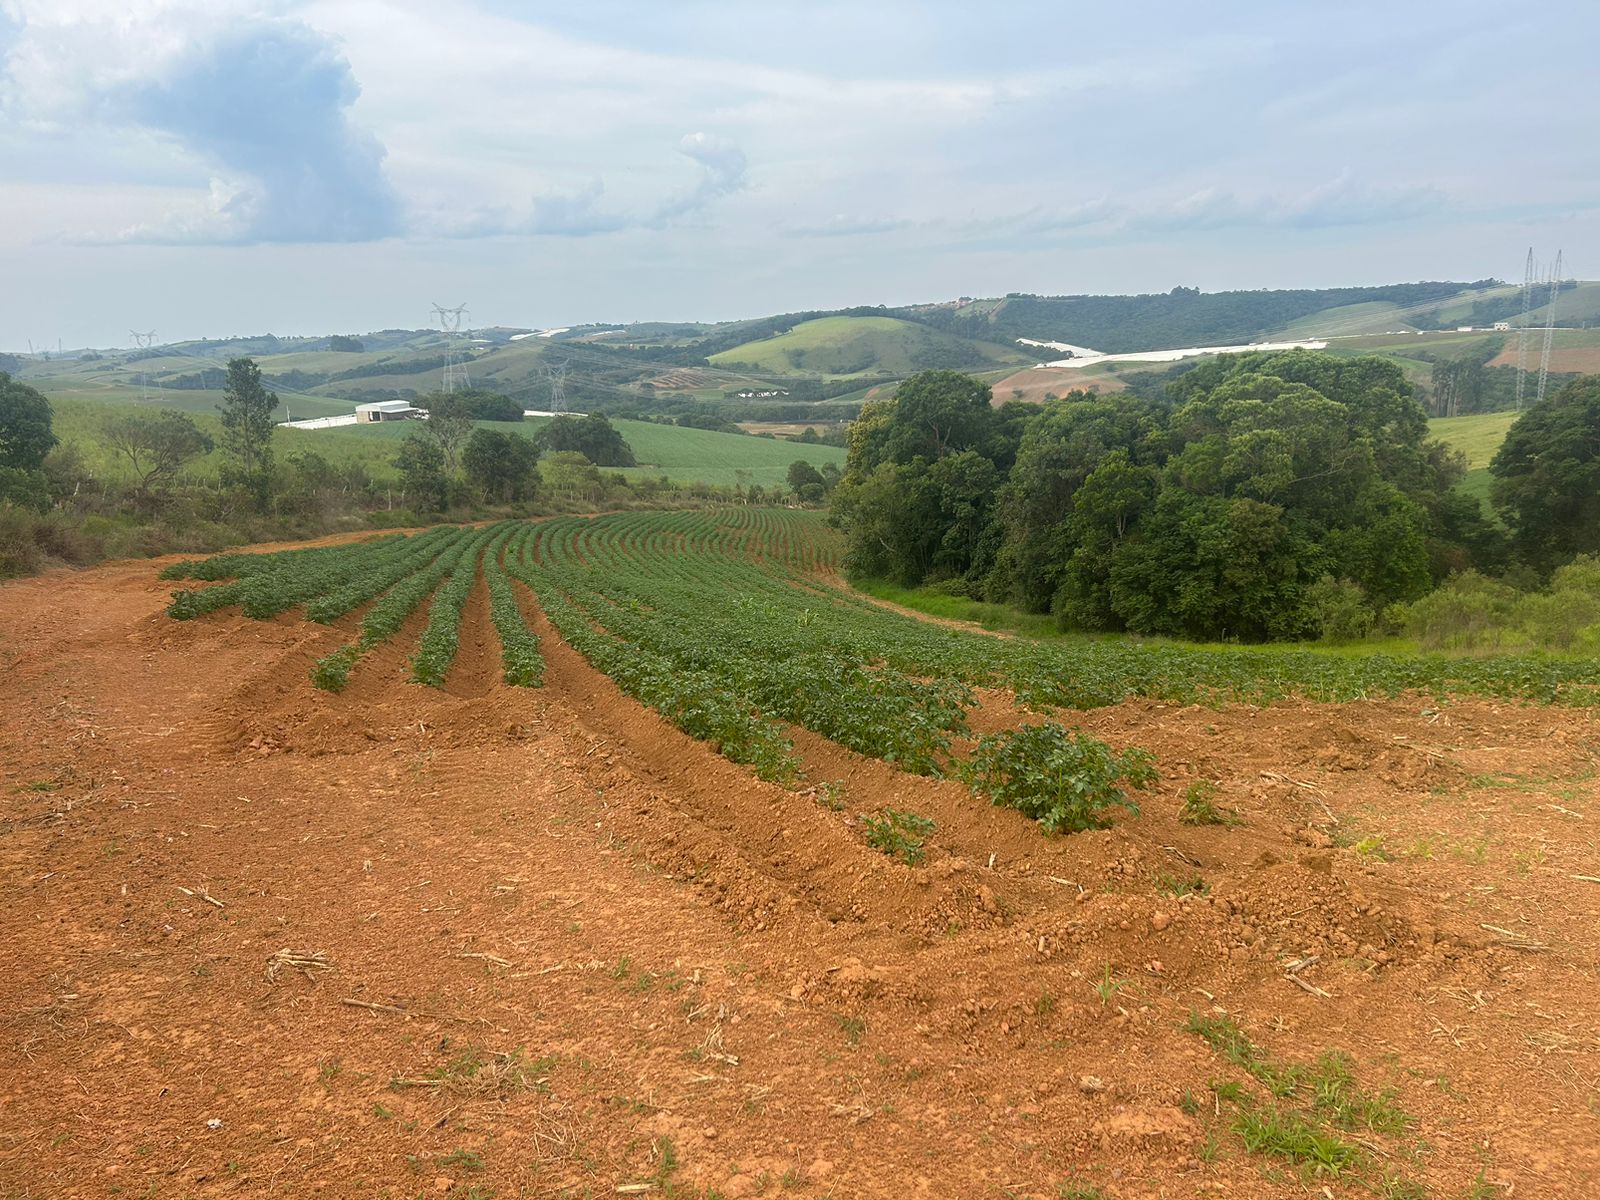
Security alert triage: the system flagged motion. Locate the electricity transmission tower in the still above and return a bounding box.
[431,303,470,394]
[1536,250,1563,407]
[130,330,157,404]
[1514,248,1536,410]
[545,359,569,414]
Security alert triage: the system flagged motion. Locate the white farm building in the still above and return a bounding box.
[355,400,426,423]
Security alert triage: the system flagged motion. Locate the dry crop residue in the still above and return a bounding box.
[1,553,1598,1198]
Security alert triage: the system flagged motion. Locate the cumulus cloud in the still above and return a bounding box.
[525,180,629,237]
[651,131,748,223]
[0,2,399,244]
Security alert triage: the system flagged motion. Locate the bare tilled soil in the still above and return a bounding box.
[1,554,1598,1198]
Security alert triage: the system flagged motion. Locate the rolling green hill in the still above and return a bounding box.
[15,279,1594,437]
[709,315,1029,376]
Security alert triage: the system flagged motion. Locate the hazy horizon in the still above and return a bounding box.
[3,0,1595,350]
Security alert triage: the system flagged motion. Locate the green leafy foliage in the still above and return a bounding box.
[216,357,276,506]
[1179,780,1237,826]
[835,354,1504,643]
[534,412,636,467]
[1491,375,1600,571]
[961,723,1156,835]
[410,527,502,687]
[0,372,58,471]
[860,807,935,865]
[484,525,542,686]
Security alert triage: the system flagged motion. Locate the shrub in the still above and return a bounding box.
[1401,571,1521,651]
[961,723,1156,835]
[1305,575,1373,643]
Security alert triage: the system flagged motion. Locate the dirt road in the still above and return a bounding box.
[1,554,1597,1197]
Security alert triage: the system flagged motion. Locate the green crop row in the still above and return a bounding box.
[409,524,508,687]
[486,524,543,687]
[311,526,491,691]
[506,529,797,782]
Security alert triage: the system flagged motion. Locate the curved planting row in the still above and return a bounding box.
[159,521,543,693]
[507,511,1600,797]
[507,525,798,781]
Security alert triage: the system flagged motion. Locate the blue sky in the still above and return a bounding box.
[0,0,1595,349]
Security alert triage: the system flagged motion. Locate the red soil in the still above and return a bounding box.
[991,368,1126,406]
[1,553,1597,1197]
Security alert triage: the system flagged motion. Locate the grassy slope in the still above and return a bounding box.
[1524,281,1600,326]
[301,415,843,487]
[1277,300,1414,338]
[709,315,1026,376]
[1429,411,1519,517]
[43,385,351,419]
[851,579,1422,657]
[1428,411,1519,469]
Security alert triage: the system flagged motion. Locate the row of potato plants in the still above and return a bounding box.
[505,528,798,782]
[160,522,544,693]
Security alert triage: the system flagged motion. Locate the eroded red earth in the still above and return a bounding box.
[1,550,1597,1197]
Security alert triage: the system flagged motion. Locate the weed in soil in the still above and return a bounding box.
[860,807,935,865]
[1179,779,1240,826]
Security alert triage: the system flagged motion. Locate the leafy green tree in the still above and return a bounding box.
[217,357,277,505]
[421,388,522,423]
[1052,449,1160,629]
[541,450,606,500]
[462,429,540,502]
[102,410,213,496]
[424,408,473,475]
[395,431,448,512]
[0,373,57,471]
[786,460,825,496]
[536,413,635,467]
[989,392,1166,610]
[830,461,942,584]
[1107,492,1317,641]
[1490,375,1600,571]
[879,370,996,465]
[927,450,999,577]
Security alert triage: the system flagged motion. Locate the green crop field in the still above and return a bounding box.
[45,398,841,489]
[295,414,843,488]
[709,315,1028,377]
[162,509,1600,776]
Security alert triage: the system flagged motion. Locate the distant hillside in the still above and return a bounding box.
[710,315,1028,376]
[27,277,1598,434]
[899,281,1494,354]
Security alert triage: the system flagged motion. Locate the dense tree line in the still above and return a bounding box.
[419,388,524,423]
[831,355,1556,642]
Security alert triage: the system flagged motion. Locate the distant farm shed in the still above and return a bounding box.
[355,400,425,423]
